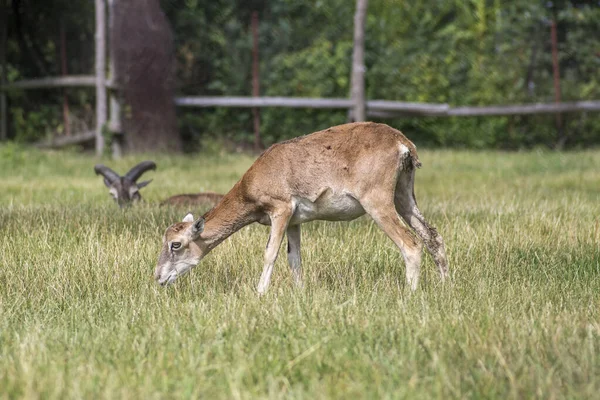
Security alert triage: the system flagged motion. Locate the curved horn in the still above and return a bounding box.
[124,161,157,182]
[94,164,121,185]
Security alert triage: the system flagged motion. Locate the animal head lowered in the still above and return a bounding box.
[155,213,208,286]
[94,161,156,208]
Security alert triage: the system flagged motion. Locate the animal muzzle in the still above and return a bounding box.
[155,267,177,286]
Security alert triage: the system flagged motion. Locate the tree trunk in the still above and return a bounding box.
[107,0,123,158]
[351,0,368,122]
[112,0,180,152]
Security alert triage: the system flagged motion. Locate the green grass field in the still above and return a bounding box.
[1,143,599,399]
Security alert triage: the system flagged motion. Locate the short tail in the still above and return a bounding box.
[411,151,422,169]
[403,148,421,170]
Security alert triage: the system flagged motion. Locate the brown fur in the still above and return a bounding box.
[155,122,448,292]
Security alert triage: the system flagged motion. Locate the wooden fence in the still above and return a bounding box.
[2,75,600,149]
[1,0,600,155]
[175,96,600,117]
[4,75,600,118]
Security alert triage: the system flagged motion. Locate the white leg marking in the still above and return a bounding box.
[401,244,423,291]
[257,264,274,294]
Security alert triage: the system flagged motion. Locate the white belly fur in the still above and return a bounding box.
[290,190,365,224]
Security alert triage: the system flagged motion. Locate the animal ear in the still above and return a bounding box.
[182,213,194,223]
[128,185,139,197]
[191,217,205,237]
[137,180,152,189]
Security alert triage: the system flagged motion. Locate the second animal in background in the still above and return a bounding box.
[94,161,223,209]
[94,161,156,208]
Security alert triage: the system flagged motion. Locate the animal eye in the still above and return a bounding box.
[171,242,181,251]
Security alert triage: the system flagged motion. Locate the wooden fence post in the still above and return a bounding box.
[351,0,368,122]
[95,0,107,156]
[107,0,122,158]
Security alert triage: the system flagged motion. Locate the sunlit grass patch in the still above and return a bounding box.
[0,145,599,398]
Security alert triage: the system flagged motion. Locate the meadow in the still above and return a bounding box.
[0,143,599,399]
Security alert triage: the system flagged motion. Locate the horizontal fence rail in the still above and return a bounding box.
[34,131,95,149]
[175,96,353,109]
[176,96,600,117]
[1,75,115,90]
[367,100,449,115]
[2,77,600,118]
[447,101,600,116]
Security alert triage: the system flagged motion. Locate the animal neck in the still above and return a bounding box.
[200,183,258,250]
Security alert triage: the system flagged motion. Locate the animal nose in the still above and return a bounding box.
[155,273,170,286]
[155,267,168,285]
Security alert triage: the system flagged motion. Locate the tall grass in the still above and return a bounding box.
[0,144,599,399]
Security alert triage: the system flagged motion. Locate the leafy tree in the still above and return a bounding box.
[3,0,600,149]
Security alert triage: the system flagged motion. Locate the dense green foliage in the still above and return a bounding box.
[3,0,95,141]
[1,145,599,398]
[3,0,600,148]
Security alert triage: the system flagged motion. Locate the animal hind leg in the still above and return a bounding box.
[360,197,424,290]
[395,170,449,281]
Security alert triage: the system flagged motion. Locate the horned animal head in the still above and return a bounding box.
[94,161,156,208]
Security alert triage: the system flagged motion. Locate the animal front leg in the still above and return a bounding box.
[286,224,303,287]
[257,210,291,294]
